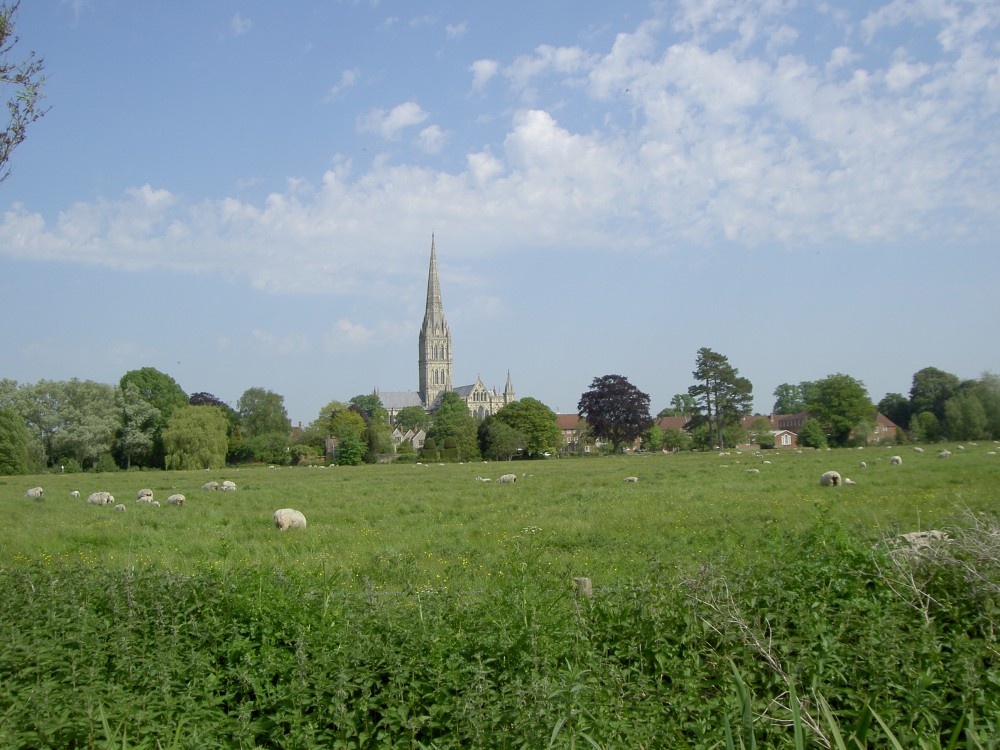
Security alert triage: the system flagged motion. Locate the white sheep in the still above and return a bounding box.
[819,471,842,487]
[167,494,186,506]
[87,491,114,505]
[624,476,639,483]
[113,504,126,512]
[70,490,80,498]
[273,508,307,531]
[24,486,44,499]
[220,480,237,492]
[913,446,925,453]
[890,455,903,465]
[201,481,219,491]
[151,500,160,507]
[475,476,492,482]
[746,469,760,475]
[859,461,867,469]
[844,478,856,486]
[137,488,153,501]
[938,450,952,458]
[498,473,517,484]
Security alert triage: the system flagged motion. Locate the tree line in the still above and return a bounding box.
[3,358,997,475]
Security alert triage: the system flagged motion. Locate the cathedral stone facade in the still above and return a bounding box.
[378,236,515,422]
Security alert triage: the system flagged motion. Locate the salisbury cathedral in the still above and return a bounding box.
[377,236,516,422]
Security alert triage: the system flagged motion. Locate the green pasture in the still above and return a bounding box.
[3,444,997,587]
[1,446,998,748]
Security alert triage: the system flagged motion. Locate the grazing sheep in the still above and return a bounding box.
[151,500,160,507]
[201,481,219,491]
[913,446,925,453]
[498,473,517,484]
[624,476,639,483]
[844,478,856,486]
[70,490,80,498]
[938,450,952,458]
[87,491,114,505]
[819,471,842,487]
[113,504,126,512]
[475,476,492,482]
[137,488,153,501]
[220,480,237,492]
[167,494,186,506]
[273,508,307,531]
[24,486,44,499]
[890,455,903,465]
[988,451,997,456]
[859,461,867,469]
[746,469,760,475]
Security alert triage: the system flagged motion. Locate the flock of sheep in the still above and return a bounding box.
[23,480,307,532]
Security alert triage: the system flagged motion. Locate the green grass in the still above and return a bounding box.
[0,445,997,748]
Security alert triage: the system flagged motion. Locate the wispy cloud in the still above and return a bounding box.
[230,12,252,37]
[327,68,360,100]
[357,101,430,140]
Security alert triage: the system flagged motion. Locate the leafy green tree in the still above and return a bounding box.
[688,349,753,449]
[805,373,875,447]
[23,379,119,468]
[119,367,188,467]
[394,405,430,431]
[493,397,560,457]
[330,409,367,441]
[363,423,395,463]
[163,406,228,470]
[943,392,988,440]
[661,427,692,452]
[578,374,652,454]
[658,394,697,418]
[0,406,30,474]
[877,392,911,430]
[972,372,1000,438]
[772,383,807,414]
[237,387,290,439]
[420,436,438,460]
[748,417,774,448]
[797,418,827,449]
[349,394,389,425]
[335,433,365,465]
[482,420,525,461]
[909,411,942,443]
[642,423,665,452]
[118,382,160,469]
[428,392,480,460]
[909,367,960,422]
[0,1,47,183]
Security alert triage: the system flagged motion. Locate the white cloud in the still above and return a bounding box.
[230,12,252,37]
[323,318,410,350]
[327,68,360,100]
[416,125,447,154]
[470,59,499,92]
[358,101,429,140]
[445,22,467,39]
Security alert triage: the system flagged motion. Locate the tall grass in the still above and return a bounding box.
[1,445,997,747]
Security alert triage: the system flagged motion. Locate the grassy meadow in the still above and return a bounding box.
[1,445,998,748]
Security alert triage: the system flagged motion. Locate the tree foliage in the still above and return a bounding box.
[909,367,961,422]
[118,382,160,469]
[772,383,807,414]
[0,1,47,183]
[877,392,911,431]
[658,394,698,418]
[427,392,480,461]
[492,397,560,457]
[797,418,827,449]
[806,373,875,447]
[349,394,388,425]
[237,387,289,440]
[481,419,526,461]
[687,349,753,450]
[394,406,429,431]
[119,368,188,468]
[163,406,228,470]
[578,375,652,454]
[0,406,30,474]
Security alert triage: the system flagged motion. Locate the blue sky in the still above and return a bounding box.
[2,0,998,425]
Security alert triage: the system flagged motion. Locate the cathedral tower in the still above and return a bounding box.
[418,235,452,408]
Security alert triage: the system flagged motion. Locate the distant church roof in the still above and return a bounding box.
[377,391,425,410]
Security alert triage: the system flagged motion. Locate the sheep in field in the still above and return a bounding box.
[913,446,925,453]
[890,455,903,465]
[24,487,43,499]
[624,476,639,483]
[201,481,219,491]
[938,450,952,459]
[498,473,517,484]
[167,494,186,506]
[274,508,307,531]
[70,490,80,498]
[137,488,153,501]
[820,471,842,487]
[87,491,114,505]
[220,480,237,492]
[113,504,126,512]
[844,478,856,486]
[859,461,867,469]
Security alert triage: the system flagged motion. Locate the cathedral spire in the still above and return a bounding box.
[418,234,452,408]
